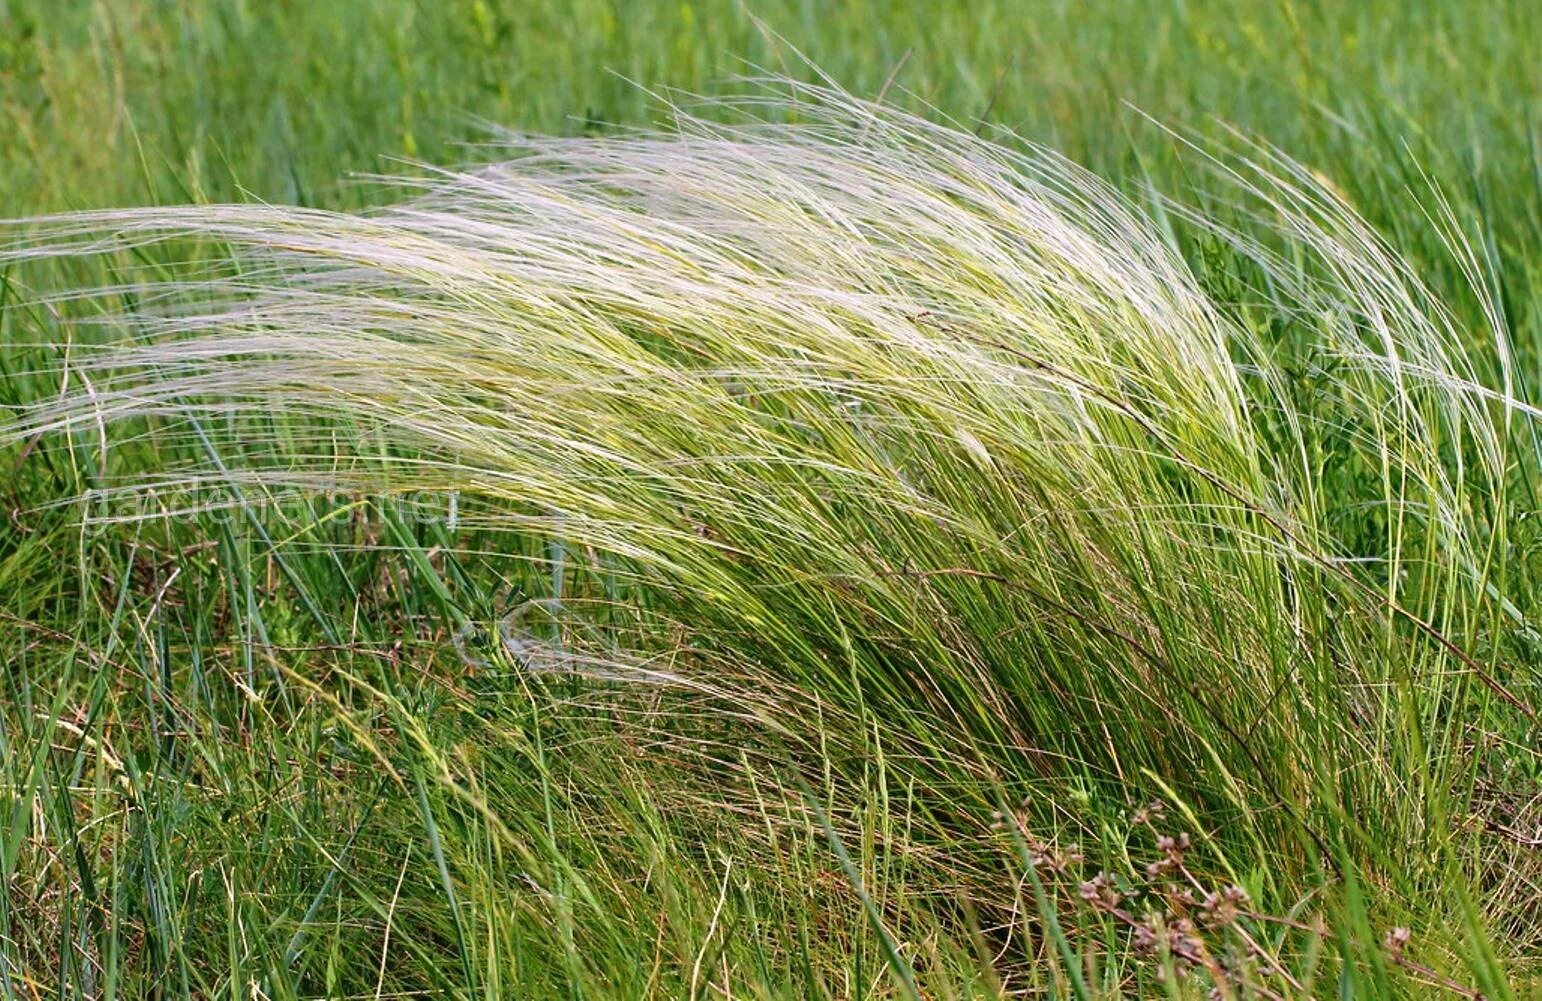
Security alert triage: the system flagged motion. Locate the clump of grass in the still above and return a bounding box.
[2,80,1537,994]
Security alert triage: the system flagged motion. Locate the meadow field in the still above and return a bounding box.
[0,1,1538,997]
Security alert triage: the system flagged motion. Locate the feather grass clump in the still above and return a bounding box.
[2,83,1535,936]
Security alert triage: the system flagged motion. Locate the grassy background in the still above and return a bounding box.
[1,1,1538,997]
[3,2,1535,212]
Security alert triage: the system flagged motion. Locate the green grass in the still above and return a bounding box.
[0,2,1538,997]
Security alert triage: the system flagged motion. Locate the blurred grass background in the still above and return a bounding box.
[0,1,1538,996]
[1,1,1534,213]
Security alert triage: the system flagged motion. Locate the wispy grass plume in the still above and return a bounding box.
[2,80,1536,993]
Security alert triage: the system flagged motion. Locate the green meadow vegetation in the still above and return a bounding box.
[0,1,1538,997]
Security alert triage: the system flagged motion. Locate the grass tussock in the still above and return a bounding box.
[1,82,1538,997]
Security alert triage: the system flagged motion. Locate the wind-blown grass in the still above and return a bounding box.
[1,83,1537,996]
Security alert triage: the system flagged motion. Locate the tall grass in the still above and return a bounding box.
[2,82,1538,996]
